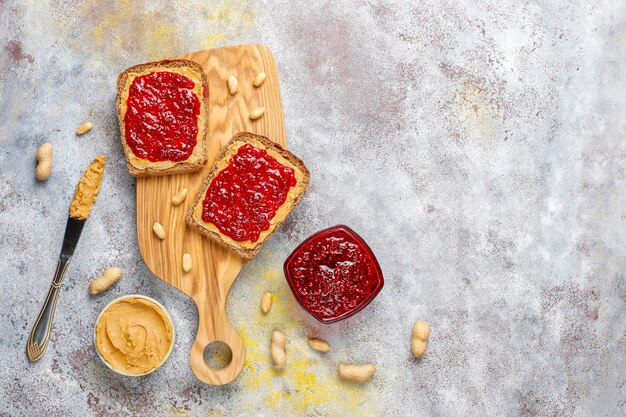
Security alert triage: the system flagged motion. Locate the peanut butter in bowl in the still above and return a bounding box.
[94,295,175,376]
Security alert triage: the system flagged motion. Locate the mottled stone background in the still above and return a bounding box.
[1,0,625,416]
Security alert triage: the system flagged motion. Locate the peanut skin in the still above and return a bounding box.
[89,267,123,295]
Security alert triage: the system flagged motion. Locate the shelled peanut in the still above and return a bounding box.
[227,76,238,95]
[261,292,273,313]
[76,122,93,135]
[171,188,187,206]
[308,338,330,352]
[249,107,265,120]
[182,253,192,272]
[253,72,266,87]
[153,222,166,240]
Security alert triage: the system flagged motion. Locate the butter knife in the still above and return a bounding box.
[27,156,106,361]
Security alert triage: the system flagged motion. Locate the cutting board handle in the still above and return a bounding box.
[189,294,246,385]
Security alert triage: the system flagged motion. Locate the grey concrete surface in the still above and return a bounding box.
[1,0,625,416]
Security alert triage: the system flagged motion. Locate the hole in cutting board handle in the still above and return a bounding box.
[203,341,233,369]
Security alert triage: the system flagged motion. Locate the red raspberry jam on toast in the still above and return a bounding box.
[124,71,201,162]
[201,144,297,242]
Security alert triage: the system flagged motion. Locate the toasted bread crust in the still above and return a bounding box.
[186,132,310,259]
[116,59,209,177]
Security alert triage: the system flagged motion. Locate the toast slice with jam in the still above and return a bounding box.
[186,132,310,258]
[116,59,209,176]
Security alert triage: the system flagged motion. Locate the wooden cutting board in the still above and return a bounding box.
[135,45,285,385]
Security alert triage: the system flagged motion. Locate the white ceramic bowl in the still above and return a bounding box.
[94,294,175,377]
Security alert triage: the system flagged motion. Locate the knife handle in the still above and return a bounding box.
[26,258,71,362]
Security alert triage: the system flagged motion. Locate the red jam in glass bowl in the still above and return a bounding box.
[283,225,384,324]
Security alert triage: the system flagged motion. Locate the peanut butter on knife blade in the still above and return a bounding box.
[69,155,106,220]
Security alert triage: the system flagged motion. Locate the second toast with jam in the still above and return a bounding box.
[186,132,310,258]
